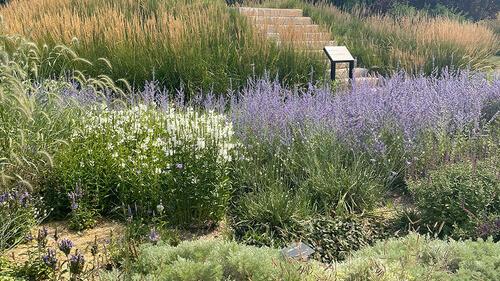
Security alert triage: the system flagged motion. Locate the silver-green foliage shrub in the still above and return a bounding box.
[101,239,330,281]
[335,233,500,281]
[54,104,237,225]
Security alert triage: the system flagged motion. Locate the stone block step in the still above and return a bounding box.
[256,24,322,33]
[328,67,369,79]
[266,32,330,41]
[325,61,350,69]
[291,40,336,49]
[335,77,380,87]
[248,16,312,25]
[352,77,380,86]
[239,7,303,17]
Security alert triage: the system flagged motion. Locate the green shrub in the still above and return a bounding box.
[301,215,388,263]
[297,134,384,215]
[410,159,500,239]
[334,233,500,281]
[50,105,237,226]
[100,239,331,281]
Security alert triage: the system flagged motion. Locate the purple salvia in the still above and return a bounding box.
[58,238,74,256]
[148,228,160,245]
[42,248,58,270]
[69,250,85,275]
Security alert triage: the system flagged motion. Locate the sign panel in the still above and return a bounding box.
[324,46,354,62]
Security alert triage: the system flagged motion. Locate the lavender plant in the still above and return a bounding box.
[227,70,499,246]
[230,71,500,178]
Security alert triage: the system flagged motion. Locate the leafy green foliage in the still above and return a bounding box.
[410,159,500,239]
[68,208,97,232]
[301,215,388,263]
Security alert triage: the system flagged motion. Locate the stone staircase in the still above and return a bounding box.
[239,7,376,83]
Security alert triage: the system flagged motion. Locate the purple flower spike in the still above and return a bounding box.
[58,238,74,256]
[68,184,84,211]
[69,250,85,275]
[18,191,30,207]
[25,233,33,243]
[37,227,49,248]
[0,192,9,205]
[42,248,58,270]
[148,228,160,245]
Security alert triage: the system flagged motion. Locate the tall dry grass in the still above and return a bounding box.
[246,0,499,74]
[0,0,325,93]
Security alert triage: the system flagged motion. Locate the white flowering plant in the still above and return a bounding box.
[52,104,237,226]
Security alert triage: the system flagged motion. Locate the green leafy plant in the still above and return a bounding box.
[229,130,386,248]
[301,214,388,263]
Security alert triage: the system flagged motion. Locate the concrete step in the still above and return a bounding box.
[292,40,336,49]
[352,77,380,86]
[336,77,380,87]
[266,32,330,41]
[256,24,322,33]
[239,7,303,17]
[248,16,312,25]
[325,61,350,69]
[328,67,369,79]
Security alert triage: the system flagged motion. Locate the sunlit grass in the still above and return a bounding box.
[0,0,325,93]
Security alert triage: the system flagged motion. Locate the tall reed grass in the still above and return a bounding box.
[246,0,499,74]
[0,0,325,94]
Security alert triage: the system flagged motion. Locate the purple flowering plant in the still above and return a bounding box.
[148,228,160,245]
[0,189,45,253]
[69,250,85,277]
[58,238,74,256]
[42,248,58,270]
[227,71,499,178]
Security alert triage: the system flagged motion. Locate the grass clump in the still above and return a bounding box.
[410,159,500,240]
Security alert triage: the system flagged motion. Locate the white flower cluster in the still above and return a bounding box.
[72,104,236,174]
